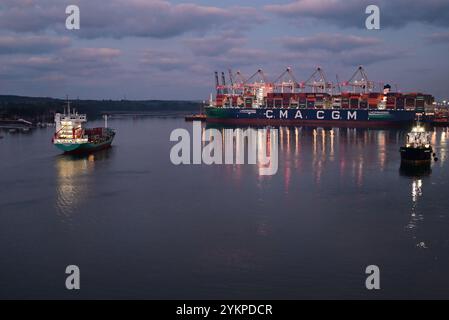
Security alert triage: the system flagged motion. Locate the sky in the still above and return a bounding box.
[0,0,448,100]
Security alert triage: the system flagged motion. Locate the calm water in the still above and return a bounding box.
[1,117,449,299]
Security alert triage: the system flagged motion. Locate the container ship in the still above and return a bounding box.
[52,101,115,154]
[205,66,434,127]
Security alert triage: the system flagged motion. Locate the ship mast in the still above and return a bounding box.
[65,95,71,115]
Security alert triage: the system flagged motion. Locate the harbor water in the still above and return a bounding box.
[1,116,449,299]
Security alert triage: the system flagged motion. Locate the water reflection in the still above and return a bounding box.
[203,124,449,199]
[428,127,449,166]
[55,149,112,220]
[399,166,432,248]
[206,124,402,185]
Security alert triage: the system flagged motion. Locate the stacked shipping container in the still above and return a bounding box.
[214,92,433,111]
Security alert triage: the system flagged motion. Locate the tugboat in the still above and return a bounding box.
[53,101,115,154]
[400,123,435,166]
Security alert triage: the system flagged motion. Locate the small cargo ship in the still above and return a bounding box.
[400,124,434,166]
[205,66,434,127]
[53,102,115,154]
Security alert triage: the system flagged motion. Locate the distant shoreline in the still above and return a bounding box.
[0,95,202,123]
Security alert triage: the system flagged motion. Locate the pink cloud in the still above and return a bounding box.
[0,0,265,39]
[266,0,449,28]
[0,36,71,54]
[281,34,382,52]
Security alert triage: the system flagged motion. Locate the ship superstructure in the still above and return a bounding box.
[400,124,434,166]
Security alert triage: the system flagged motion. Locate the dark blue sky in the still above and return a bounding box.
[0,0,448,100]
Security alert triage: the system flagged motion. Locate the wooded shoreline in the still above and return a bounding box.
[0,95,202,122]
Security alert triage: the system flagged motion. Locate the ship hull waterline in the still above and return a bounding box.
[205,107,417,128]
[400,146,433,167]
[54,135,115,154]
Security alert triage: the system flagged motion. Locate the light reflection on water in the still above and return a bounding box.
[55,150,112,221]
[399,164,432,250]
[55,154,92,220]
[202,124,449,190]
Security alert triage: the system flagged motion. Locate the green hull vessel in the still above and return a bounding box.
[53,105,115,154]
[54,130,115,154]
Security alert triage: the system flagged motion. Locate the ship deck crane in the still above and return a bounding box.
[273,67,302,93]
[243,69,271,95]
[221,72,227,94]
[214,71,221,95]
[342,65,374,93]
[227,70,247,95]
[304,67,333,94]
[228,69,235,94]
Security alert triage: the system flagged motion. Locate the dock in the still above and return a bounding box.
[185,113,206,121]
[0,119,34,130]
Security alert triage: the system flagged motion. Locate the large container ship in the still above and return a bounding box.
[52,101,115,154]
[205,66,434,127]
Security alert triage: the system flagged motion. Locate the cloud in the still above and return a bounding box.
[141,44,270,73]
[64,47,121,61]
[140,49,191,71]
[424,32,449,44]
[277,45,405,68]
[0,0,265,39]
[265,0,449,28]
[281,34,381,52]
[0,36,70,55]
[0,0,62,33]
[182,31,271,70]
[339,49,407,66]
[184,32,247,57]
[218,48,270,65]
[277,33,396,68]
[3,47,122,78]
[11,56,60,71]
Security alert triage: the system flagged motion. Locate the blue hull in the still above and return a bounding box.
[205,107,417,127]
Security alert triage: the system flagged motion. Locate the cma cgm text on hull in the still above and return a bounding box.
[205,66,435,127]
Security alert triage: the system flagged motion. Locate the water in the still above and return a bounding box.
[1,117,449,299]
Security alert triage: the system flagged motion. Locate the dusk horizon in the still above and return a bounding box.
[1,0,448,100]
